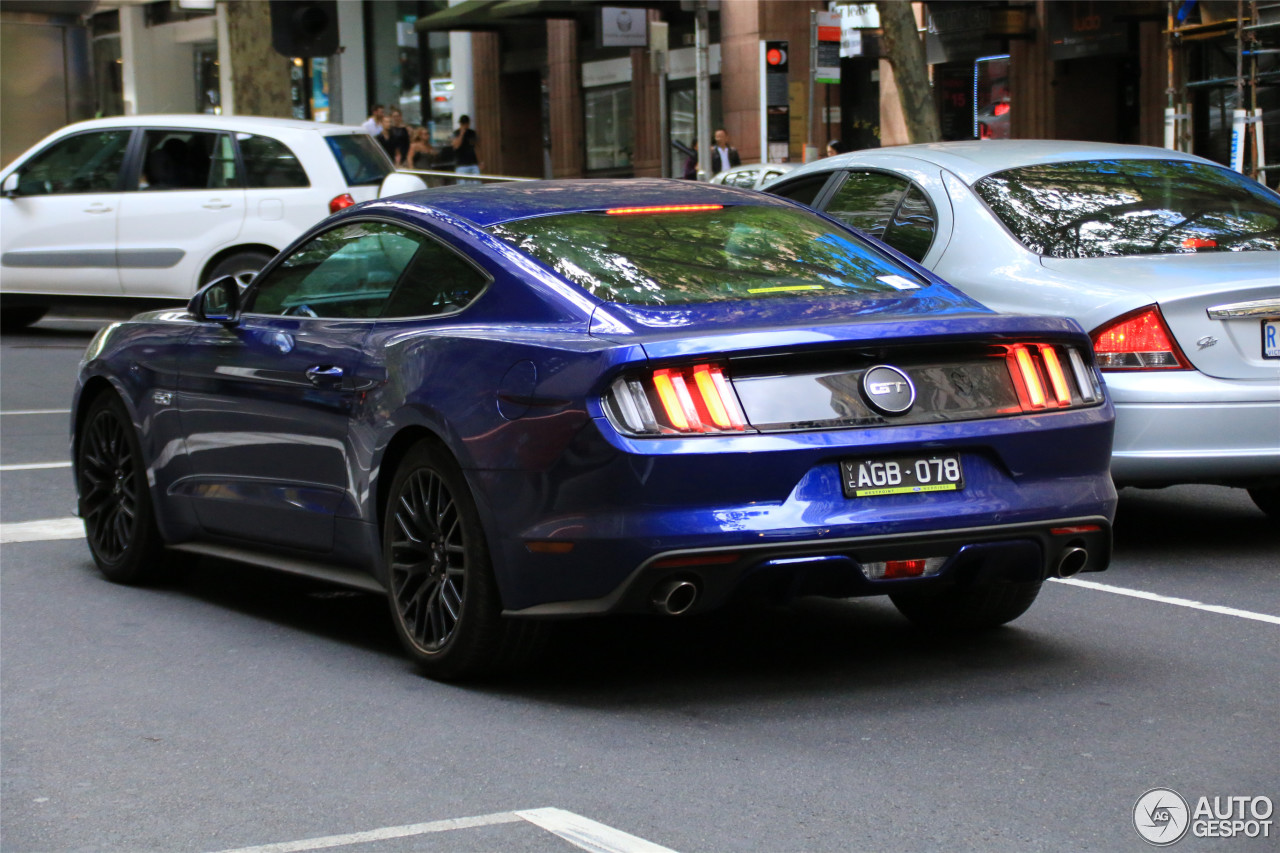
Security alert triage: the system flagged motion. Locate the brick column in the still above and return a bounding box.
[1009,1,1054,139]
[720,0,762,163]
[631,16,661,178]
[471,32,503,173]
[547,19,584,179]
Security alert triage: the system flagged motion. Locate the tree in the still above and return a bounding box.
[223,1,292,118]
[876,1,940,143]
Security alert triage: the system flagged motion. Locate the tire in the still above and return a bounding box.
[1,306,47,331]
[890,580,1043,631]
[201,250,273,290]
[1247,486,1280,521]
[76,393,172,584]
[383,440,544,680]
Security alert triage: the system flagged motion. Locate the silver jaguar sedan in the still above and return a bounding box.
[768,141,1280,518]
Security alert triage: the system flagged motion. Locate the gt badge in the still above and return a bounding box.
[861,365,916,415]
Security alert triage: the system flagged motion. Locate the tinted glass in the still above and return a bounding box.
[489,205,928,306]
[824,171,910,237]
[382,239,488,317]
[973,159,1280,257]
[140,130,236,190]
[238,133,309,188]
[246,221,424,318]
[325,133,393,185]
[880,184,937,262]
[768,175,830,207]
[16,129,131,195]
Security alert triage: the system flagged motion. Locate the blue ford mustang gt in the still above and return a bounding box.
[72,179,1116,679]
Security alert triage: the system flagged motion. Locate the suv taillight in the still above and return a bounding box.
[329,193,356,214]
[606,363,749,436]
[1090,305,1191,370]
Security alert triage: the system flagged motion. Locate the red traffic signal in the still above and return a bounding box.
[767,47,787,66]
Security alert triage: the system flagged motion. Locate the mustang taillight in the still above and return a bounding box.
[1090,305,1191,370]
[1005,343,1101,411]
[606,363,749,436]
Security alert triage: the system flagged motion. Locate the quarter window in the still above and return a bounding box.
[15,129,132,195]
[824,171,910,237]
[880,185,938,263]
[245,221,426,319]
[238,134,309,188]
[768,175,831,208]
[382,239,488,318]
[140,130,237,190]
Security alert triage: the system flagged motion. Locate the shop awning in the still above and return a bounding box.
[415,0,653,33]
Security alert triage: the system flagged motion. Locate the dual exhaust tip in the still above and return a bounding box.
[1056,546,1089,578]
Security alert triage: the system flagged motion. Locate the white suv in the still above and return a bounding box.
[1,114,425,329]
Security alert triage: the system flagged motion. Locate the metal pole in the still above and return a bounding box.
[695,1,711,181]
[808,9,817,162]
[658,51,670,178]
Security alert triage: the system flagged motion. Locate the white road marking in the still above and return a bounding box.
[0,518,83,544]
[0,461,71,471]
[516,807,679,853]
[1051,577,1280,626]
[0,409,71,416]
[207,809,679,853]
[208,811,524,853]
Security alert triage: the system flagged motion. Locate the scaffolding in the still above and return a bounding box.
[1166,0,1280,186]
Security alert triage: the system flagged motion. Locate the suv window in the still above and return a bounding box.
[246,221,425,319]
[383,239,488,317]
[325,134,393,186]
[16,129,132,195]
[238,133,309,188]
[140,130,237,190]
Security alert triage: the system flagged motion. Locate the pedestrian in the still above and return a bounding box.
[826,139,846,157]
[711,128,740,176]
[388,107,411,166]
[452,115,481,185]
[408,126,436,170]
[682,141,698,180]
[362,104,385,136]
[376,114,402,166]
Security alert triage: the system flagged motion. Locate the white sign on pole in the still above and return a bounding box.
[601,7,647,48]
[815,10,841,84]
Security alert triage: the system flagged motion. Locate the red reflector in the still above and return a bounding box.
[525,540,575,554]
[993,102,1010,116]
[1181,237,1217,249]
[883,559,928,580]
[1051,525,1101,535]
[434,96,447,102]
[606,204,724,216]
[652,553,739,569]
[329,193,356,214]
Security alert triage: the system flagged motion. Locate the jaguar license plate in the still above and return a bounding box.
[1264,319,1280,359]
[841,453,965,499]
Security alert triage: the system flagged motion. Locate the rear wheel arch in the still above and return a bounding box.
[376,426,451,533]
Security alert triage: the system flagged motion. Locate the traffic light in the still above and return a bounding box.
[270,1,339,58]
[765,40,788,73]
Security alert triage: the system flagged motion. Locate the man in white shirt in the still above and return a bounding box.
[711,128,740,176]
[362,104,385,136]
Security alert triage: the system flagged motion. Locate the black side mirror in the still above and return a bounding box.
[189,275,241,325]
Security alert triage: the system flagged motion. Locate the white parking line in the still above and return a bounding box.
[0,409,71,416]
[0,461,71,471]
[0,518,83,544]
[207,808,679,853]
[1051,577,1280,626]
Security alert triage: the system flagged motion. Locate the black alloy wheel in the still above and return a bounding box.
[76,394,169,583]
[383,440,545,679]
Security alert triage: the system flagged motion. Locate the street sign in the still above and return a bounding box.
[815,11,841,84]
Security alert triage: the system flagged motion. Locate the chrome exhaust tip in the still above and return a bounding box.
[651,579,699,616]
[1056,546,1089,578]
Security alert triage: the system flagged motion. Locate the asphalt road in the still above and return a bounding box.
[2,315,1277,853]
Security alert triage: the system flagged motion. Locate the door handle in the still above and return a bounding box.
[305,365,344,387]
[202,200,232,209]
[83,205,113,214]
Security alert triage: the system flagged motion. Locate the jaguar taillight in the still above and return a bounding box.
[605,363,750,436]
[1004,343,1101,411]
[1090,305,1191,370]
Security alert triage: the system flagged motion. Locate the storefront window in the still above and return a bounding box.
[585,84,633,173]
[668,81,721,177]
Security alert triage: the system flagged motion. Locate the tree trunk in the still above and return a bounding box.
[224,1,292,118]
[876,1,940,143]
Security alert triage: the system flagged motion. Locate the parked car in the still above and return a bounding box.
[709,162,796,191]
[768,141,1280,518]
[72,179,1116,680]
[1,114,425,329]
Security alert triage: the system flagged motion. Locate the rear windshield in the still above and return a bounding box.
[325,133,392,186]
[974,159,1280,258]
[488,205,929,306]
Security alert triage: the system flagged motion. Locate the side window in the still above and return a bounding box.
[245,221,425,319]
[767,175,831,208]
[238,134,310,188]
[382,237,488,317]
[140,130,237,190]
[15,130,132,195]
[823,171,910,237]
[880,185,937,263]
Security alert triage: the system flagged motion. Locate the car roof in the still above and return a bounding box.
[782,140,1218,185]
[369,178,799,228]
[53,114,367,137]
